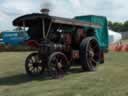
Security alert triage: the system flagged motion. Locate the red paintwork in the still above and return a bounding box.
[72,50,80,59]
[26,40,40,48]
[65,33,72,45]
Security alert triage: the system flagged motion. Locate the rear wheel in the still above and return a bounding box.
[80,37,100,71]
[25,53,45,76]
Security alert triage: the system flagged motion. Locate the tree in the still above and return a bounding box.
[112,22,123,32]
[0,33,2,39]
[108,21,128,32]
[123,21,128,32]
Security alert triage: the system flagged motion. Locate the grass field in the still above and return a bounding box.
[0,52,128,96]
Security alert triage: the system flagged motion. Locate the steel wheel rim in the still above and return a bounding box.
[26,54,44,75]
[49,54,66,78]
[86,39,99,69]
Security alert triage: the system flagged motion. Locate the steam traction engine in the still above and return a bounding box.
[13,10,101,78]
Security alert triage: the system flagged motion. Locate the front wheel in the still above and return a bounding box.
[25,53,45,76]
[48,52,69,78]
[80,37,100,71]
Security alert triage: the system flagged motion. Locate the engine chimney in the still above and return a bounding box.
[40,8,50,15]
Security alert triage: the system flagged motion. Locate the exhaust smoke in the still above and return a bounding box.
[40,0,82,17]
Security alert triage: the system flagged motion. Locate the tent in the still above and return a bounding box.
[0,39,4,45]
[109,30,122,44]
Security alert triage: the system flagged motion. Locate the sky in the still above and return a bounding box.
[0,0,128,31]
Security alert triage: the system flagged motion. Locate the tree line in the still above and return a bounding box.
[0,33,2,39]
[109,21,128,32]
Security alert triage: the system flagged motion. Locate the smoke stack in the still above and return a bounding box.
[40,8,50,15]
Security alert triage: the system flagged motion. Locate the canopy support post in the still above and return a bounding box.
[46,21,52,39]
[42,19,45,39]
[23,21,26,32]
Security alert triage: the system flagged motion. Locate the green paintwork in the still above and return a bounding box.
[74,15,109,50]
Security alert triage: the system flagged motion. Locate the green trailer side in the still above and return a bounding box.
[74,15,109,51]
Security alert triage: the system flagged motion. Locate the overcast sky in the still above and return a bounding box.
[0,0,128,31]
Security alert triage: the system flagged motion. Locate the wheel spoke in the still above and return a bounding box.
[28,65,33,70]
[35,67,39,73]
[55,56,59,62]
[28,63,33,67]
[32,56,36,63]
[91,58,97,64]
[29,59,33,64]
[31,67,35,73]
[89,46,92,51]
[57,62,62,69]
[87,41,97,68]
[93,44,98,49]
[30,58,34,64]
[35,55,40,63]
[29,66,33,71]
[37,67,41,72]
[33,68,37,73]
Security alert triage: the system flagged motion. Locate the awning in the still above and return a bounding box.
[13,13,101,29]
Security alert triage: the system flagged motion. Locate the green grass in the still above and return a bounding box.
[0,52,128,96]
